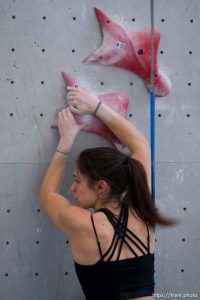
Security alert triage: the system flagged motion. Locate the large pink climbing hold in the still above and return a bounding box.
[51,71,129,148]
[82,7,172,97]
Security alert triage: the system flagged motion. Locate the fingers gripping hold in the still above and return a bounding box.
[66,85,99,115]
[67,91,79,108]
[59,108,74,122]
[67,97,78,107]
[69,105,82,115]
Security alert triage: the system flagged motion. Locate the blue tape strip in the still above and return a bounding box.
[150,91,155,202]
[150,0,156,203]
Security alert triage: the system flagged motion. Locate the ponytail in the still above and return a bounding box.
[123,157,178,228]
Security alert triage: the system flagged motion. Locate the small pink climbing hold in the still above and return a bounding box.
[82,7,172,97]
[51,71,129,148]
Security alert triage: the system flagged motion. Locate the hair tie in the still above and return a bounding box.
[123,157,129,165]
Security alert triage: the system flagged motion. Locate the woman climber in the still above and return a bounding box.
[39,86,176,300]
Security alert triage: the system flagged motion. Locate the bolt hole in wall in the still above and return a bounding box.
[138,49,144,55]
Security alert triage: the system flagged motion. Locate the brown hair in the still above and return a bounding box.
[76,147,177,228]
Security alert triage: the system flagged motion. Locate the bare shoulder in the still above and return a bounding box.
[70,210,113,264]
[72,210,111,242]
[92,211,114,237]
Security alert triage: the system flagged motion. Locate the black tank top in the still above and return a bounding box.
[74,204,154,300]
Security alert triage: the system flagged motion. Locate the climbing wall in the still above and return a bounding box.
[0,0,199,299]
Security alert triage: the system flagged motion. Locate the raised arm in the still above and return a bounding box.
[67,87,151,190]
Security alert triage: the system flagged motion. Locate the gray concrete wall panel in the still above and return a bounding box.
[155,162,200,294]
[0,0,199,299]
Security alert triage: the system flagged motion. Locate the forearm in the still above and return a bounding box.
[39,135,72,201]
[96,103,149,153]
[39,106,83,204]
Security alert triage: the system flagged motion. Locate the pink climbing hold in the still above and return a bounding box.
[51,71,129,148]
[82,7,172,97]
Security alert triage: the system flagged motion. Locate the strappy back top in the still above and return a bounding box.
[74,204,154,300]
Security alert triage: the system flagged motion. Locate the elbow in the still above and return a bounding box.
[143,140,151,155]
[139,136,150,150]
[130,139,150,156]
[39,191,50,214]
[39,188,56,209]
[140,138,150,152]
[39,187,48,207]
[39,182,52,205]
